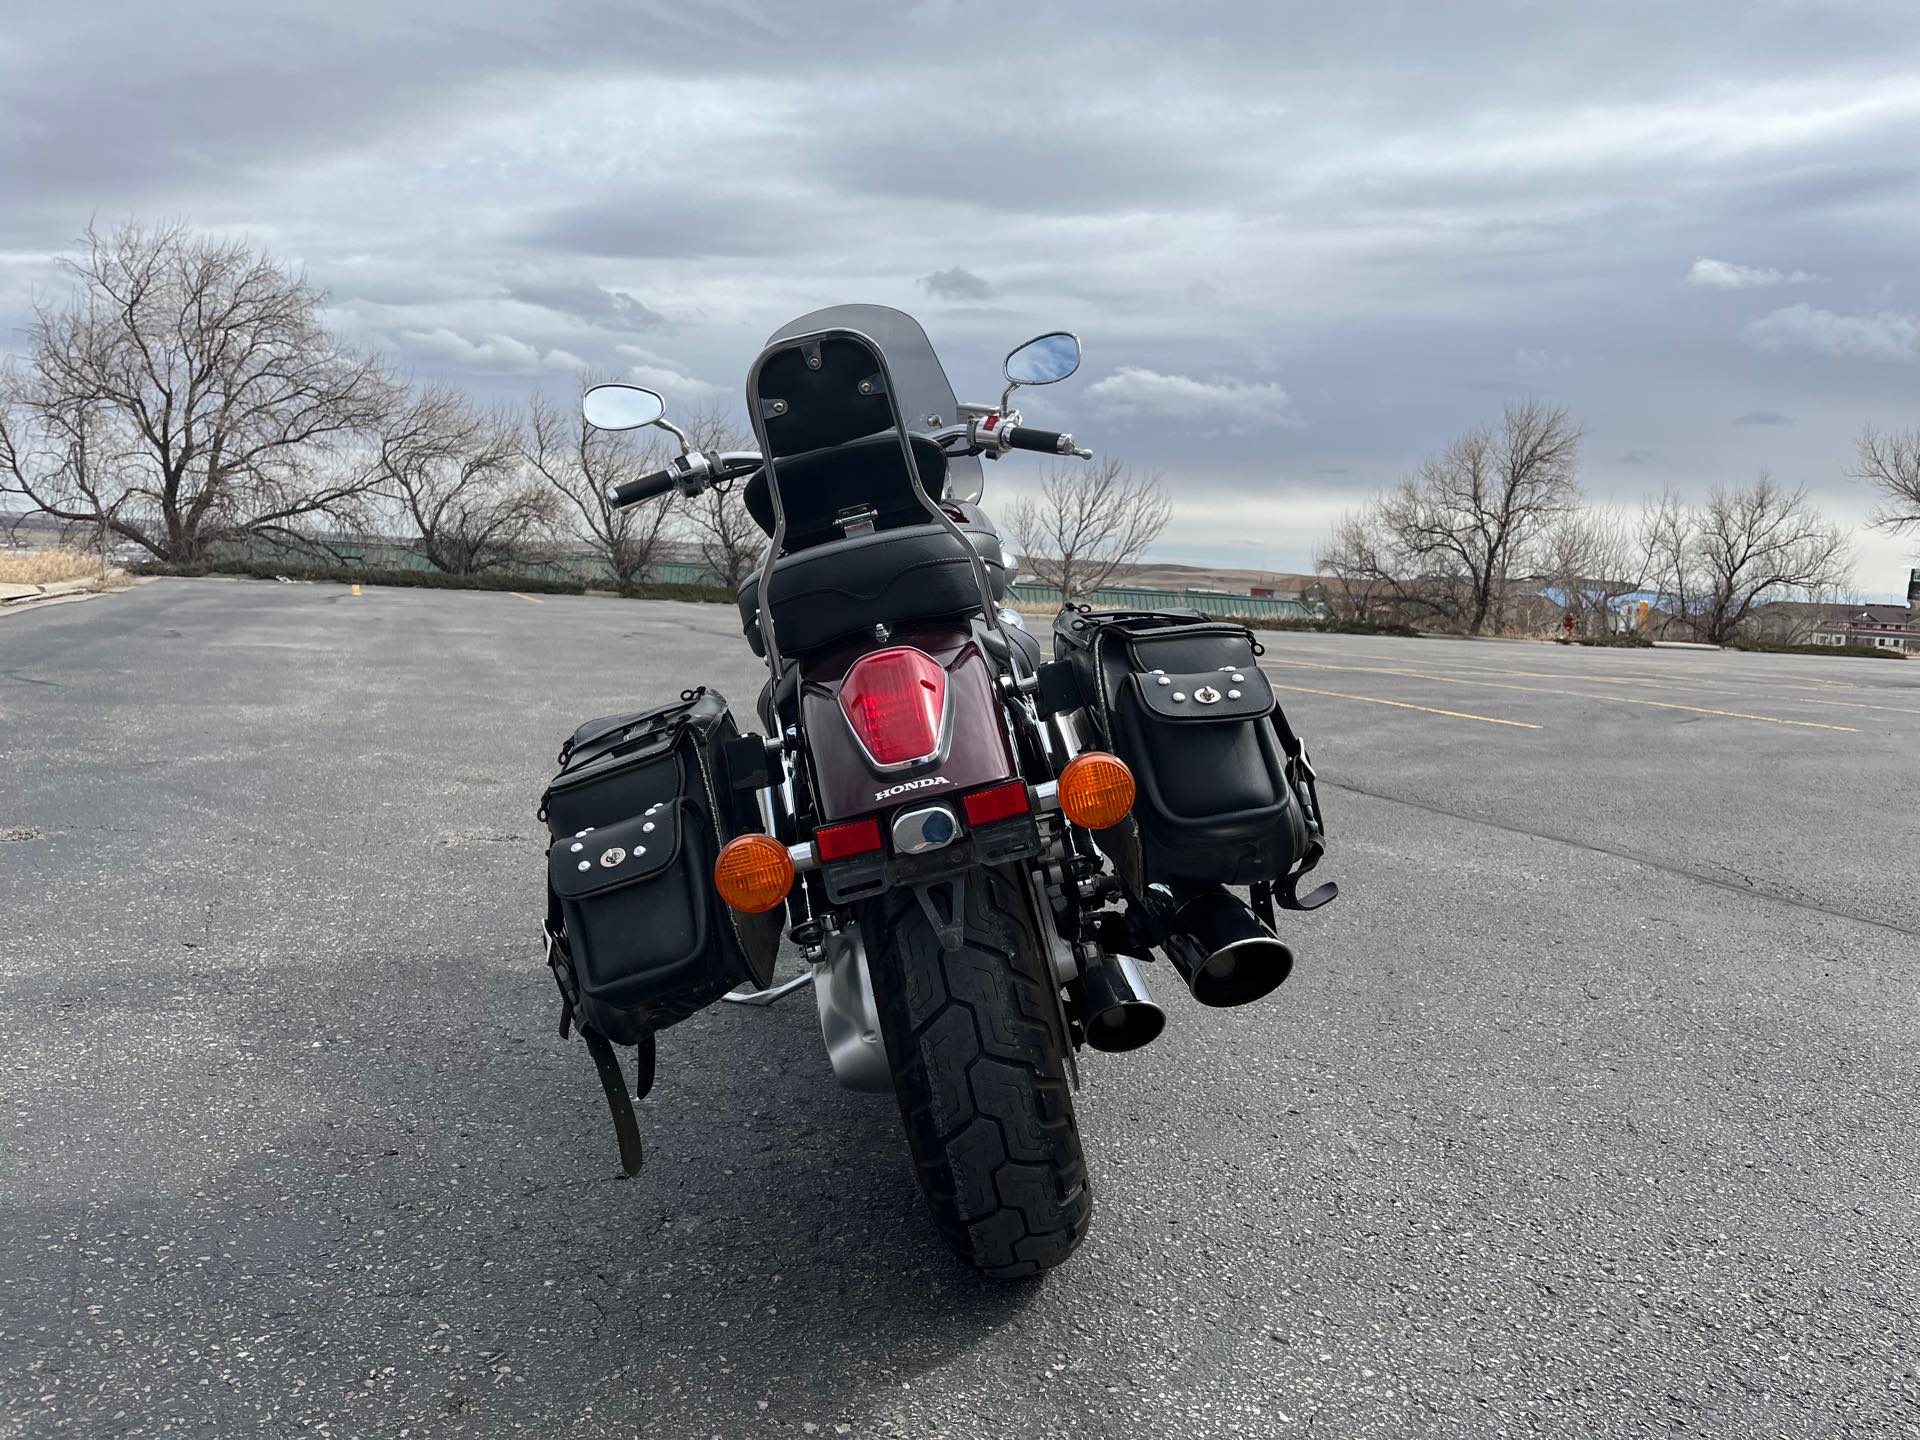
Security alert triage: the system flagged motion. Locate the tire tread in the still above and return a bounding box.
[865,868,1091,1279]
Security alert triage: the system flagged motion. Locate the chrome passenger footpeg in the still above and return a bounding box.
[721,971,816,1007]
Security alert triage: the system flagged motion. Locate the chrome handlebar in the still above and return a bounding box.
[606,408,1089,508]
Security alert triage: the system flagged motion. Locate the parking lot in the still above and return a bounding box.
[4,578,1917,1438]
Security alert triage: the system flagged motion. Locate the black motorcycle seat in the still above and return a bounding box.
[736,519,1012,659]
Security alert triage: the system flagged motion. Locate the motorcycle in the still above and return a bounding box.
[542,304,1335,1279]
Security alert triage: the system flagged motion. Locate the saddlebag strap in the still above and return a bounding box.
[581,1026,644,1176]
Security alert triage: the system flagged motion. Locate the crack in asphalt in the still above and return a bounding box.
[0,668,66,688]
[1324,778,1920,942]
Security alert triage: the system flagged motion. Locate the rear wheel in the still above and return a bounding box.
[863,866,1092,1279]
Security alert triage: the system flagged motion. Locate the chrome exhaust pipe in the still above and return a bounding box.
[1073,950,1167,1053]
[1161,887,1295,1008]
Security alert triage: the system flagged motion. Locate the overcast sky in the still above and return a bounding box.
[4,1,1918,593]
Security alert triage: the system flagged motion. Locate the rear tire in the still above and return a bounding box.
[863,867,1092,1279]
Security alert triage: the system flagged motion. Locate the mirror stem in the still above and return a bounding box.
[650,415,692,450]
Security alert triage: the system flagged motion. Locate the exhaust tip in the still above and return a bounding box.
[1163,889,1295,1008]
[1076,952,1167,1052]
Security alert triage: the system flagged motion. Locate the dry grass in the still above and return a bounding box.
[0,546,116,586]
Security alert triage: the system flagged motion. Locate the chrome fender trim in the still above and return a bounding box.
[814,923,894,1094]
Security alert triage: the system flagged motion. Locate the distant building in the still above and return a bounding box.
[1811,608,1919,653]
[1750,599,1919,652]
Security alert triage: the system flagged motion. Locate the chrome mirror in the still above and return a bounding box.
[1004,332,1081,387]
[581,383,666,432]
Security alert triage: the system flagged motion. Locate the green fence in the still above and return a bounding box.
[218,537,718,589]
[1006,582,1318,621]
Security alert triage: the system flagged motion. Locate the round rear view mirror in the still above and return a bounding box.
[582,383,666,432]
[1004,332,1081,387]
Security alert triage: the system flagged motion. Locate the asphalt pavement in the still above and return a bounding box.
[3,578,1916,1438]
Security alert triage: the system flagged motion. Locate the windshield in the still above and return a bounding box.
[762,305,984,502]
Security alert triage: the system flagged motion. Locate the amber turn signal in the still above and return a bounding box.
[1058,751,1135,830]
[713,834,794,913]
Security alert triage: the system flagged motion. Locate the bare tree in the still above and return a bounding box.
[1641,474,1852,644]
[0,221,394,562]
[1540,507,1648,636]
[674,406,764,592]
[376,387,554,575]
[1855,426,1920,538]
[1370,400,1583,634]
[1004,457,1170,600]
[1313,507,1405,623]
[523,388,676,591]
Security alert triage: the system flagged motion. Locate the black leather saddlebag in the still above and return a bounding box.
[1051,609,1328,893]
[540,688,781,1046]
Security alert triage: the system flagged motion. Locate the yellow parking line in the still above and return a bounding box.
[1728,691,1920,717]
[1332,653,1920,714]
[1262,642,1920,711]
[1263,658,1859,732]
[1270,682,1543,729]
[507,591,544,604]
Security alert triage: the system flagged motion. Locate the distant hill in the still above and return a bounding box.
[1056,558,1322,596]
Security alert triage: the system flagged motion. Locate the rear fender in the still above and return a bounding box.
[799,621,1017,822]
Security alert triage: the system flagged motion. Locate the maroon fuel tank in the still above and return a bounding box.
[799,620,1017,821]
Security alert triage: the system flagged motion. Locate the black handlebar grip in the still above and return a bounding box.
[609,467,677,507]
[1005,426,1067,454]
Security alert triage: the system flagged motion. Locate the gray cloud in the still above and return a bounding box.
[517,195,816,261]
[4,0,1920,586]
[396,328,586,376]
[920,267,992,302]
[1687,258,1820,290]
[1087,368,1295,433]
[499,274,667,331]
[1732,410,1793,427]
[1743,304,1919,362]
[613,344,723,404]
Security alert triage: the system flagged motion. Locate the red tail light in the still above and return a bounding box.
[839,647,948,767]
[962,780,1031,827]
[814,817,883,861]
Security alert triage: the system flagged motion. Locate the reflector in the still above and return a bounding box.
[815,817,883,861]
[839,647,947,767]
[962,780,1031,827]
